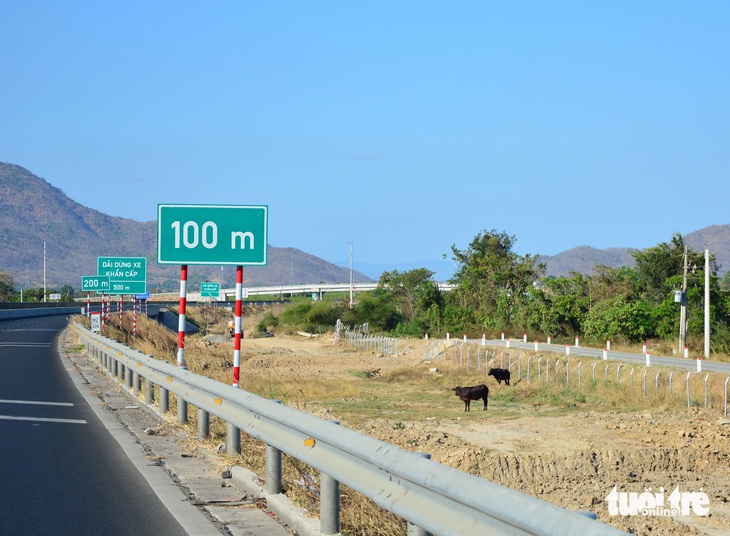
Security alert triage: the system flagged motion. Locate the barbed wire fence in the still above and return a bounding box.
[421,341,730,416]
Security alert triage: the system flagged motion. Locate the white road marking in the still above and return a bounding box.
[0,415,87,425]
[0,342,52,347]
[0,399,74,407]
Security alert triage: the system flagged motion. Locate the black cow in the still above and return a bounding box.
[452,385,489,412]
[488,367,511,386]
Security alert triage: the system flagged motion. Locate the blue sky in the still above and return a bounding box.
[2,2,728,278]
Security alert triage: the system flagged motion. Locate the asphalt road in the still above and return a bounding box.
[0,315,216,536]
[476,338,730,375]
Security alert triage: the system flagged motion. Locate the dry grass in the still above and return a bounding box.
[70,309,730,536]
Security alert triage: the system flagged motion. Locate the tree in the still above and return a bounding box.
[376,268,442,323]
[0,271,15,301]
[542,273,590,338]
[631,233,714,304]
[449,230,544,331]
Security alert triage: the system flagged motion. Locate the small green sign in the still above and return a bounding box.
[81,275,110,293]
[200,281,221,298]
[97,257,147,294]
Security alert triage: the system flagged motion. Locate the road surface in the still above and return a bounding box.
[0,314,218,536]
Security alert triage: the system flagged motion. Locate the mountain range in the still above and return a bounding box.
[0,163,372,291]
[1,162,728,292]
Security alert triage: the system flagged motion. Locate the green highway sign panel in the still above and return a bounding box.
[200,281,221,298]
[97,257,147,294]
[81,275,110,293]
[157,204,268,265]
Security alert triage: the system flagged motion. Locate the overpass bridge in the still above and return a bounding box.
[203,282,454,301]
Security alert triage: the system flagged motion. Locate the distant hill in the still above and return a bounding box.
[684,225,730,274]
[0,163,372,291]
[539,246,637,278]
[539,228,730,278]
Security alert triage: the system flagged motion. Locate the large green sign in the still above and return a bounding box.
[157,204,268,265]
[97,257,147,294]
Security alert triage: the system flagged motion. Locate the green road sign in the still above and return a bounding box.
[97,257,147,294]
[81,275,110,293]
[157,204,268,265]
[200,281,221,298]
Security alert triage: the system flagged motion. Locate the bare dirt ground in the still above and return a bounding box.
[228,332,730,536]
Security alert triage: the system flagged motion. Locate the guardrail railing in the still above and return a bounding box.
[70,321,626,536]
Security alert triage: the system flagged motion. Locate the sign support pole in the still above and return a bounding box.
[177,265,188,368]
[100,291,105,328]
[233,266,243,387]
[86,292,90,318]
[132,295,137,337]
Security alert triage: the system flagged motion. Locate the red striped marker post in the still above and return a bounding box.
[177,265,188,368]
[232,266,243,387]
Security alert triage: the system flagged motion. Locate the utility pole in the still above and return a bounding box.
[43,241,47,303]
[348,241,354,308]
[678,246,688,355]
[705,249,710,358]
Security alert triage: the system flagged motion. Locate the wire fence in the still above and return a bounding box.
[422,342,730,416]
[336,320,400,357]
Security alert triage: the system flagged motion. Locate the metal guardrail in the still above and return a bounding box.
[70,321,626,536]
[0,306,81,319]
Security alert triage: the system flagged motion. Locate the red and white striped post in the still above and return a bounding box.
[177,265,188,368]
[233,266,243,387]
[119,294,123,327]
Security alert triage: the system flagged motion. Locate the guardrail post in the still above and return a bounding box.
[227,422,241,455]
[146,380,155,405]
[266,400,283,494]
[320,421,341,535]
[160,387,169,413]
[407,453,432,536]
[197,409,209,439]
[126,367,134,389]
[134,370,141,395]
[266,444,282,494]
[177,394,188,424]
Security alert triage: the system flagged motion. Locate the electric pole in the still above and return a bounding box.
[678,246,688,355]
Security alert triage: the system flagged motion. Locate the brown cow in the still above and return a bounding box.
[452,384,489,412]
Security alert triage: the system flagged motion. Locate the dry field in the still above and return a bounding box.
[90,306,730,536]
